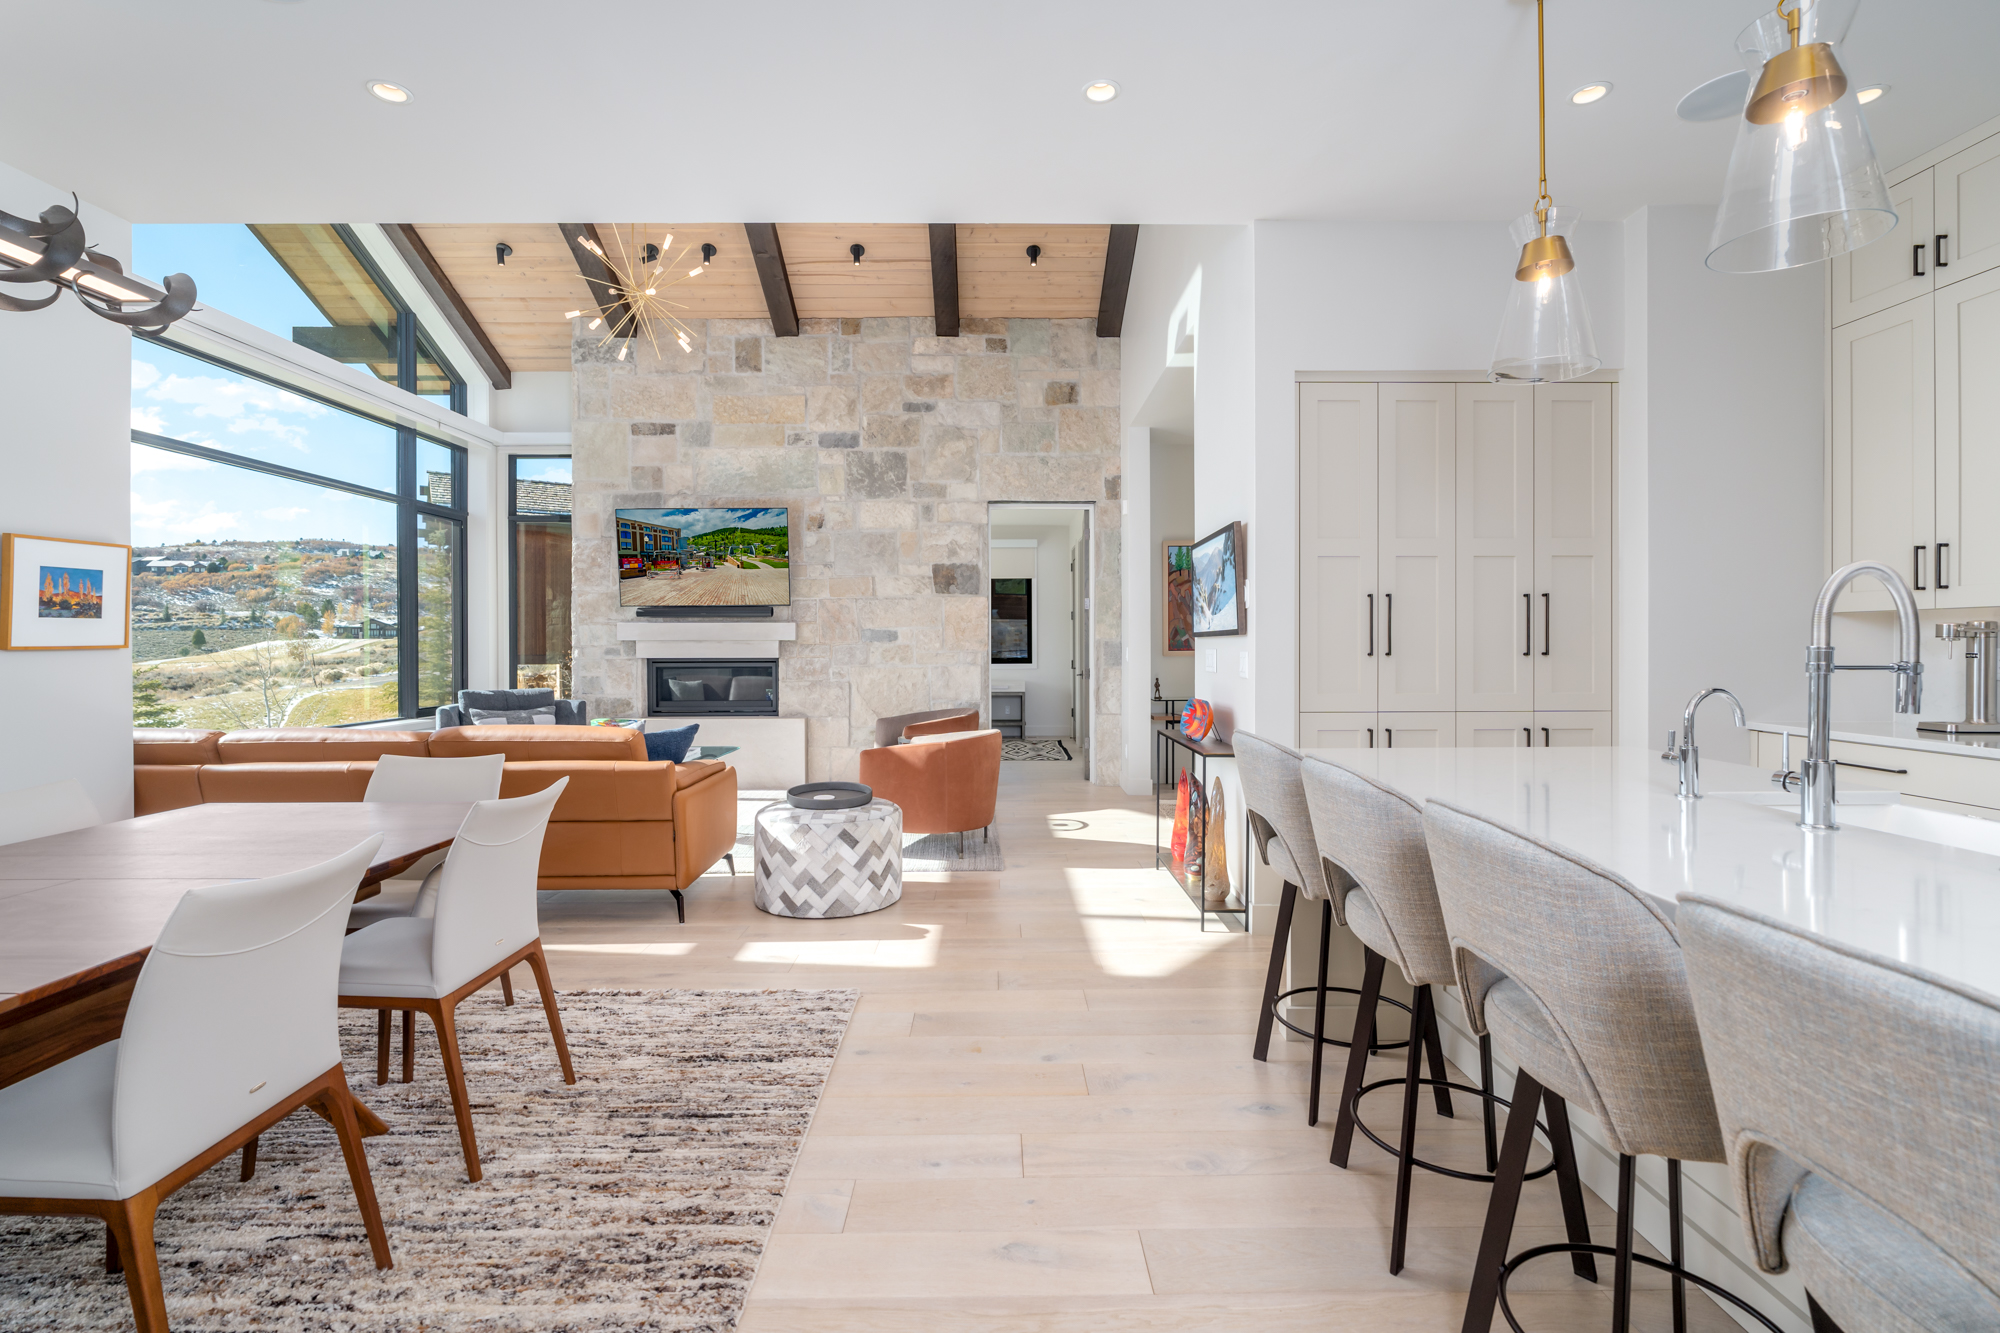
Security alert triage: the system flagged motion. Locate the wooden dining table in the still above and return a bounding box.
[0,801,471,1133]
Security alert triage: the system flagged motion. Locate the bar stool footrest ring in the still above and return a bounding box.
[1495,1242,1785,1333]
[1271,986,1413,1051]
[1349,1076,1558,1183]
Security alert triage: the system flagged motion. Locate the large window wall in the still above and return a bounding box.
[131,340,466,728]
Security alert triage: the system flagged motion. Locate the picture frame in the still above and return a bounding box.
[1162,539,1194,654]
[1,532,132,651]
[1189,521,1246,638]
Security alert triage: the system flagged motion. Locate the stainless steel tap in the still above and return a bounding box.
[1662,687,1745,798]
[1920,621,2000,735]
[1788,561,1924,830]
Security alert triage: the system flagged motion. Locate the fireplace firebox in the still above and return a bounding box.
[648,659,779,716]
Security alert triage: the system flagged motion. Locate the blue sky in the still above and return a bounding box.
[619,507,788,538]
[131,225,325,343]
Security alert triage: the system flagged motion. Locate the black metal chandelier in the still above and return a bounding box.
[0,200,196,331]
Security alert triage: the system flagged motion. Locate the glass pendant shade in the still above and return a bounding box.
[1707,0,1895,272]
[1491,207,1600,383]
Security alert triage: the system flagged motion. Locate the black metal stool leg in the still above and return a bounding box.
[1542,1091,1599,1282]
[1422,991,1454,1118]
[1388,984,1432,1275]
[1306,899,1332,1126]
[1612,1153,1637,1333]
[1461,1068,1544,1333]
[1669,1158,1687,1333]
[1478,1034,1499,1173]
[1330,948,1386,1166]
[1253,881,1298,1061]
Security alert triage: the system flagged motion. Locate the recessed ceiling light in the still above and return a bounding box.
[1570,82,1611,104]
[1857,85,1888,104]
[367,81,411,104]
[1083,80,1119,103]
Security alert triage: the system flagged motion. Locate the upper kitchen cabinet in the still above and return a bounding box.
[1832,169,1934,325]
[1533,384,1615,713]
[1937,267,2000,608]
[1936,134,2000,286]
[1833,134,2000,327]
[1299,383,1380,714]
[1378,384,1457,714]
[1831,295,1936,612]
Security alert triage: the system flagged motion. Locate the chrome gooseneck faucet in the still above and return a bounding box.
[1663,687,1745,798]
[1784,561,1924,830]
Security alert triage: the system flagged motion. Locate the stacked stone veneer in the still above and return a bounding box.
[569,316,1122,784]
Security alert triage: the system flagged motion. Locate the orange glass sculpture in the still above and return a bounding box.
[1170,770,1191,863]
[1181,698,1214,741]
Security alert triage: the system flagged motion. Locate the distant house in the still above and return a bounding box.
[332,616,399,639]
[139,557,201,574]
[514,478,570,516]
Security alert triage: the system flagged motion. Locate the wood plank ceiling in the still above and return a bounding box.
[411,223,1122,376]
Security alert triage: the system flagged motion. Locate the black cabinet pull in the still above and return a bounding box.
[1366,594,1374,657]
[1939,542,1950,590]
[1385,728,1393,748]
[1541,593,1550,656]
[1937,233,1950,267]
[1914,243,1928,277]
[1367,727,1374,748]
[1524,727,1532,746]
[1543,727,1551,747]
[1523,593,1531,657]
[1915,544,1928,591]
[1385,593,1393,657]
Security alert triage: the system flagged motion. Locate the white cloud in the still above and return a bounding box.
[131,360,160,391]
[130,443,214,473]
[143,371,327,423]
[261,507,310,521]
[130,492,240,537]
[131,407,165,434]
[226,413,309,448]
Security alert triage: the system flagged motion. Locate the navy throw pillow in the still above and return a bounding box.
[645,724,699,763]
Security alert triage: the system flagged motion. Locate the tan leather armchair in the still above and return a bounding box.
[858,728,1001,840]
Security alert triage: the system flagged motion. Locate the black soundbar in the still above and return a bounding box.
[633,605,776,619]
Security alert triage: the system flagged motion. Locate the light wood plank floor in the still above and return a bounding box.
[537,757,1732,1331]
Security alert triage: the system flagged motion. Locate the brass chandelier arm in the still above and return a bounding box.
[1535,0,1553,228]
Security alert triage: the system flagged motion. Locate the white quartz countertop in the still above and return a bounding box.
[1749,718,2000,760]
[1298,746,2000,998]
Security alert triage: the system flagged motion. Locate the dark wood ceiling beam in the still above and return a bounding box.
[743,224,799,337]
[928,224,960,338]
[1096,224,1140,338]
[557,223,634,337]
[383,224,513,390]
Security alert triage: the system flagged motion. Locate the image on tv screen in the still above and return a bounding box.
[616,506,791,607]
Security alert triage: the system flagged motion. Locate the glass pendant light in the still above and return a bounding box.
[1707,0,1895,272]
[1491,0,1600,384]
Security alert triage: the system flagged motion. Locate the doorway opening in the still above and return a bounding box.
[987,503,1092,778]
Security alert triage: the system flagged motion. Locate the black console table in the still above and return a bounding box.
[1153,724,1247,932]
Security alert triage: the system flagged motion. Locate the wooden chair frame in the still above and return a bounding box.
[339,938,575,1183]
[0,1063,389,1333]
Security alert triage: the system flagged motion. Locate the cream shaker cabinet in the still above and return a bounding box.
[1831,295,1936,613]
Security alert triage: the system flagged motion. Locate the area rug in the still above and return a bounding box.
[0,987,855,1332]
[1002,738,1072,761]
[903,829,1005,872]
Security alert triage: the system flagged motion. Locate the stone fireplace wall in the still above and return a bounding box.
[569,316,1123,784]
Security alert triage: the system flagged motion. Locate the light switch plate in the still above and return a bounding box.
[1204,648,1217,672]
[1238,651,1250,678]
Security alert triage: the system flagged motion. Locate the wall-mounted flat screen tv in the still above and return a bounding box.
[616,507,791,607]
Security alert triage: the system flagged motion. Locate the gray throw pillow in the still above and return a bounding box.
[468,707,558,725]
[668,678,707,702]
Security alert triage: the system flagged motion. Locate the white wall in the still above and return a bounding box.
[0,162,135,818]
[1149,431,1195,702]
[990,515,1083,737]
[489,371,573,434]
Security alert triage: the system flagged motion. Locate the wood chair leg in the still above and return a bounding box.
[1252,881,1298,1061]
[1330,947,1387,1168]
[431,1002,484,1183]
[1388,984,1431,1275]
[108,1192,168,1333]
[315,1073,393,1269]
[1422,990,1455,1118]
[1461,1067,1544,1333]
[500,969,515,1006]
[104,1221,121,1274]
[375,1008,391,1085]
[524,943,577,1084]
[401,1008,415,1084]
[240,1134,258,1182]
[1543,1091,1599,1281]
[1306,900,1332,1127]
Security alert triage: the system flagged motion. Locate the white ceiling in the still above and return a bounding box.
[5,0,1996,225]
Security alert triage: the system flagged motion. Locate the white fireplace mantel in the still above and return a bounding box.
[616,620,797,659]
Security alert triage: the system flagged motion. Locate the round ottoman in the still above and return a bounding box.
[753,798,904,918]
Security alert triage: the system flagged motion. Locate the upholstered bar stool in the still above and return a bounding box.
[1302,757,1595,1277]
[1236,732,1409,1127]
[1423,799,1783,1333]
[1680,896,2000,1333]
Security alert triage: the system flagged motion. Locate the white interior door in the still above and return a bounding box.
[1379,385,1455,712]
[1298,712,1378,750]
[1455,383,1535,712]
[1832,295,1936,611]
[1533,384,1614,712]
[1457,712,1534,747]
[1936,133,2000,286]
[1938,267,2000,608]
[1833,169,1934,325]
[1535,712,1612,746]
[1379,712,1453,748]
[1299,384,1380,713]
[1072,530,1089,756]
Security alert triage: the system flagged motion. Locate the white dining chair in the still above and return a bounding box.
[349,753,506,926]
[0,778,100,847]
[338,780,575,1182]
[0,837,392,1332]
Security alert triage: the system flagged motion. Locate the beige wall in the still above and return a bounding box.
[569,316,1123,783]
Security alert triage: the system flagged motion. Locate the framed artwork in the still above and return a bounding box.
[1,533,132,651]
[1189,521,1246,637]
[990,577,1032,664]
[1162,540,1194,654]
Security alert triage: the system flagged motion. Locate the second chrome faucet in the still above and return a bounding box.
[1663,687,1746,799]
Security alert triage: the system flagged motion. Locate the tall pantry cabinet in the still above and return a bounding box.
[1831,130,2000,612]
[1298,380,1614,750]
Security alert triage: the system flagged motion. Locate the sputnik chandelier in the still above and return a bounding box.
[0,200,196,330]
[564,226,713,361]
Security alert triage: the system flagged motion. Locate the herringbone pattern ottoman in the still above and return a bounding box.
[753,798,904,918]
